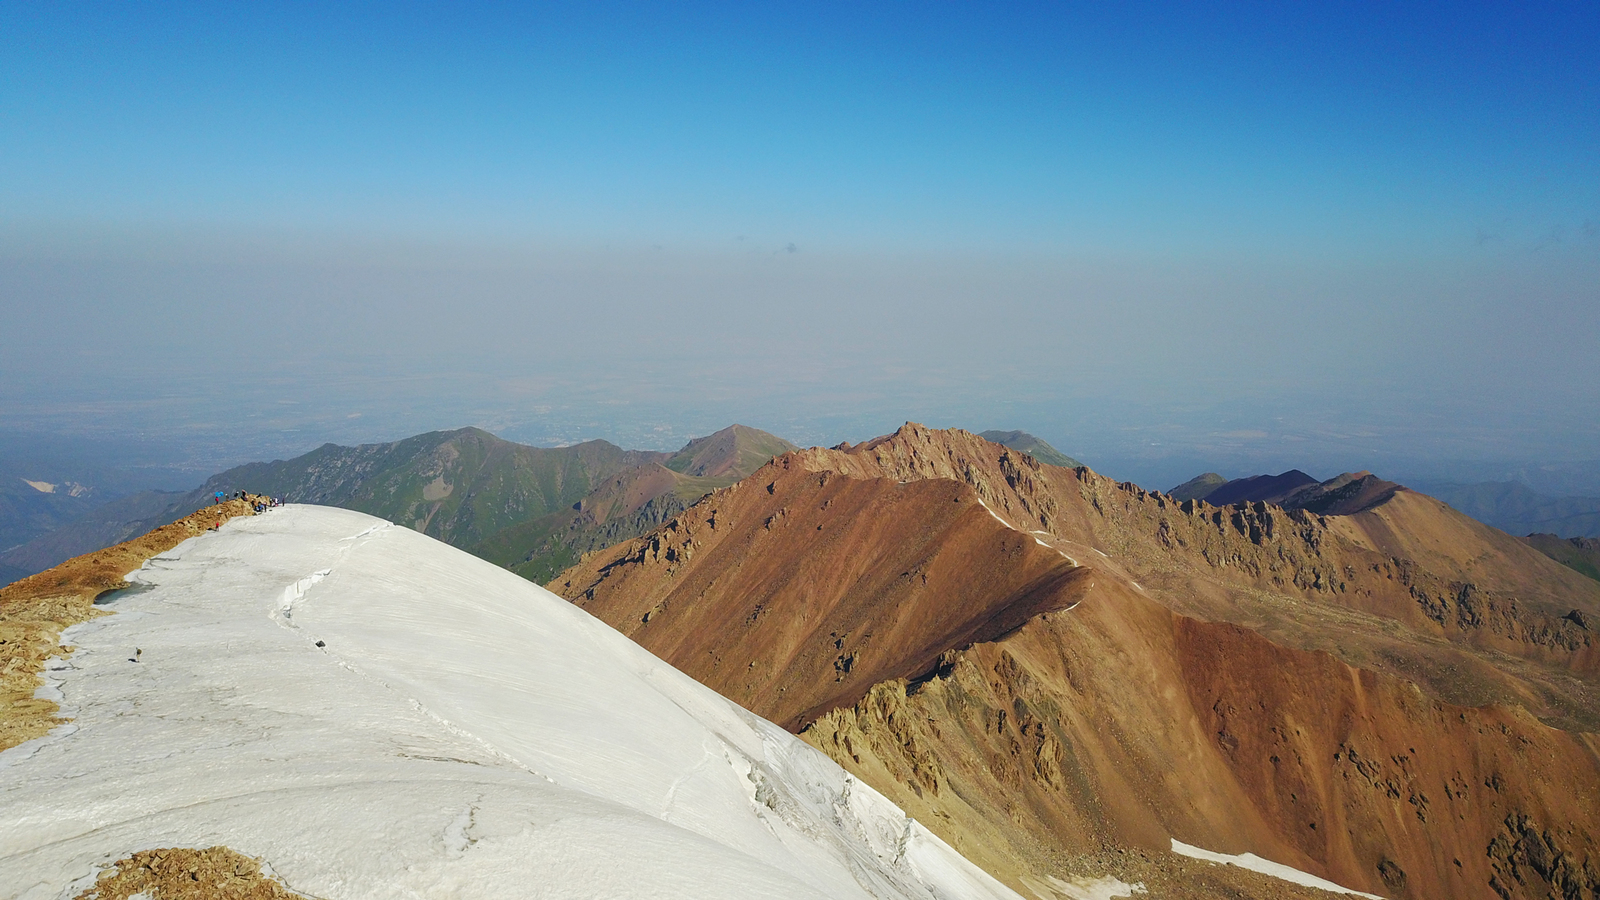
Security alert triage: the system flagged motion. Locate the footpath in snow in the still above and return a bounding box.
[0,505,1022,900]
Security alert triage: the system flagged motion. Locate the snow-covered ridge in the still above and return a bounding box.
[0,505,1021,900]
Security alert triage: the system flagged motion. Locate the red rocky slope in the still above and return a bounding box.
[554,424,1600,899]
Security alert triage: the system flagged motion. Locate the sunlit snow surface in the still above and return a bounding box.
[0,506,1023,900]
[1170,840,1383,899]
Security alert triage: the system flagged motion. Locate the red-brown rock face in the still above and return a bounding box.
[554,424,1600,899]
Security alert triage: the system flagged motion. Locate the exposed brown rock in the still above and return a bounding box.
[554,423,1600,899]
[562,468,1086,730]
[74,846,313,900]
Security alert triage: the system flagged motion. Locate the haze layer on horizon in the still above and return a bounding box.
[3,3,1597,491]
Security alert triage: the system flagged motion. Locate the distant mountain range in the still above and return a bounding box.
[1417,481,1600,539]
[1169,469,1600,582]
[10,422,1600,897]
[0,456,196,585]
[0,488,181,585]
[0,424,796,586]
[978,430,1082,468]
[1167,468,1404,516]
[1176,472,1600,540]
[470,424,797,582]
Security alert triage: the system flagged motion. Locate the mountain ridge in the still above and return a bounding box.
[0,424,798,588]
[553,422,1600,899]
[978,430,1083,468]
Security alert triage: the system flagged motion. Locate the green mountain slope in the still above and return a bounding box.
[474,425,799,583]
[12,424,801,590]
[1168,472,1227,501]
[192,427,669,549]
[976,430,1082,468]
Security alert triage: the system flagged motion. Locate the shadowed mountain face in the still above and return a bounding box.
[0,489,181,582]
[978,430,1082,469]
[1200,470,1320,506]
[1426,482,1600,539]
[1173,469,1403,517]
[554,423,1600,900]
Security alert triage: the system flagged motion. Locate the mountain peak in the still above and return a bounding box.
[1201,470,1320,506]
[1168,472,1228,501]
[665,425,798,478]
[978,430,1083,468]
[1285,470,1404,516]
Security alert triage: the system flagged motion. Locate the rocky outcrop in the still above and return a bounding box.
[803,593,1600,898]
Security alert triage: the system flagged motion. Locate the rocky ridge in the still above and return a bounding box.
[555,423,1600,900]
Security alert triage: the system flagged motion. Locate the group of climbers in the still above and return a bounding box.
[207,490,286,515]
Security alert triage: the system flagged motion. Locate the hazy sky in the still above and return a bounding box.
[3,2,1597,489]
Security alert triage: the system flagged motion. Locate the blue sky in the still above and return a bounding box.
[2,2,1598,487]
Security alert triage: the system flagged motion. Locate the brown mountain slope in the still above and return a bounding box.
[560,465,1089,730]
[807,588,1600,899]
[554,423,1600,900]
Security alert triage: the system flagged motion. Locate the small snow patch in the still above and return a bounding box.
[1021,873,1145,900]
[442,803,479,857]
[1031,537,1079,566]
[1171,839,1383,898]
[975,497,1010,528]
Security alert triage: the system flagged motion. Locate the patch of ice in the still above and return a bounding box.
[442,802,478,857]
[1171,839,1384,899]
[274,569,329,625]
[1021,873,1146,900]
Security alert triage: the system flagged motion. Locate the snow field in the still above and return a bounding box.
[0,506,1022,900]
